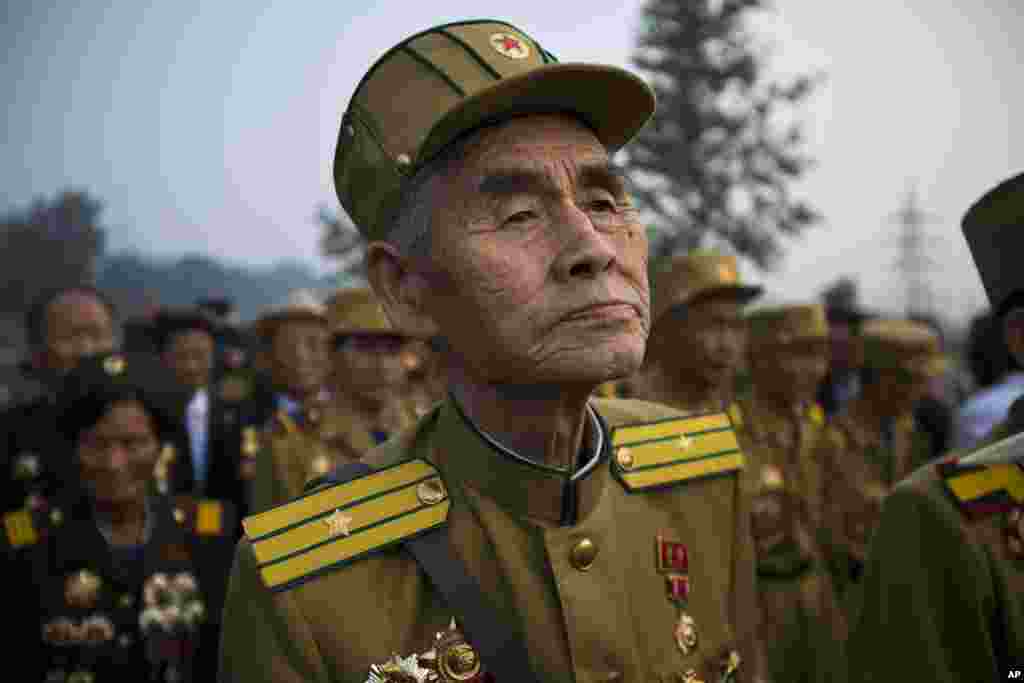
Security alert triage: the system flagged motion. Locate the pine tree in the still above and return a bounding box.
[628,0,820,270]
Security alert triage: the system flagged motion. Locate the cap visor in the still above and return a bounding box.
[420,63,655,164]
[689,285,765,307]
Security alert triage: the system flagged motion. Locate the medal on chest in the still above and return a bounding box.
[366,618,488,682]
[656,534,698,657]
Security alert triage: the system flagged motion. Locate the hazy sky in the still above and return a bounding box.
[3,1,1020,322]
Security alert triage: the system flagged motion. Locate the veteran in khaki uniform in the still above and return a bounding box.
[219,20,762,683]
[248,291,340,513]
[629,251,762,417]
[738,304,846,683]
[847,173,1024,680]
[325,287,419,456]
[816,318,945,613]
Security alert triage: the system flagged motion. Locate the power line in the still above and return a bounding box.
[886,181,944,318]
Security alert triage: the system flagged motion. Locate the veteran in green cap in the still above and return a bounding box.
[738,303,847,683]
[219,20,762,683]
[323,287,419,457]
[248,290,349,513]
[815,317,946,615]
[846,172,1024,681]
[629,251,763,418]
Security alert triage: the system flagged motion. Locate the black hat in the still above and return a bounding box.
[962,172,1024,313]
[56,351,186,444]
[151,308,216,351]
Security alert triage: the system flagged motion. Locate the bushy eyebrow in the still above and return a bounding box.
[477,161,630,198]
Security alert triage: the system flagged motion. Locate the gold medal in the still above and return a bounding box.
[309,453,333,477]
[674,612,699,656]
[65,570,103,609]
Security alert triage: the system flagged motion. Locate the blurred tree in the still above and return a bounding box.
[0,190,106,314]
[317,205,367,288]
[628,0,821,273]
[820,276,860,313]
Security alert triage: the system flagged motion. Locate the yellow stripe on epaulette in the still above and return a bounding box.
[3,509,38,549]
[611,411,745,492]
[196,501,223,536]
[245,459,449,592]
[945,463,1024,506]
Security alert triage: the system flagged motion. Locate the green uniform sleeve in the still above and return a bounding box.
[218,538,331,683]
[847,478,999,682]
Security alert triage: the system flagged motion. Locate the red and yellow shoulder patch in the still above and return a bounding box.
[938,458,1024,519]
[3,508,41,551]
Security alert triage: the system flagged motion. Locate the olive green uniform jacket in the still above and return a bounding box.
[250,395,418,514]
[735,397,846,683]
[220,397,763,683]
[846,432,1024,681]
[816,397,933,614]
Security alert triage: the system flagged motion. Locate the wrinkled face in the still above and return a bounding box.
[752,340,829,405]
[420,115,649,386]
[162,329,215,391]
[77,400,159,506]
[268,320,330,399]
[44,292,116,375]
[657,298,747,390]
[331,333,408,402]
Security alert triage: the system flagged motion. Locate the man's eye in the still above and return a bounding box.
[589,199,618,212]
[506,210,537,224]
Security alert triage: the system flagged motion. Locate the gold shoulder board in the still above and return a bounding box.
[3,508,40,550]
[938,459,1024,519]
[243,458,450,592]
[611,411,745,492]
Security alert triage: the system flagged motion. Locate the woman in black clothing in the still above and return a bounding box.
[4,351,235,683]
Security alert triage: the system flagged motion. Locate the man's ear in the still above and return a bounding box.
[1004,307,1024,367]
[366,241,439,340]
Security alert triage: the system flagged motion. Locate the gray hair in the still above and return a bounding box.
[385,134,473,258]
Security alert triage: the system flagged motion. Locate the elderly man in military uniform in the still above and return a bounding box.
[219,20,762,683]
[816,317,945,616]
[738,304,846,683]
[325,287,419,455]
[629,251,762,417]
[847,174,1024,680]
[2,285,118,512]
[248,291,348,513]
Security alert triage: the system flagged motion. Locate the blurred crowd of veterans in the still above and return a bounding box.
[2,256,1019,681]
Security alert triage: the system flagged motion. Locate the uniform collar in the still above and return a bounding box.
[431,396,609,527]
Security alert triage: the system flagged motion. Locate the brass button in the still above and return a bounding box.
[615,447,634,470]
[49,508,63,526]
[417,478,446,505]
[570,537,598,571]
[173,508,186,524]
